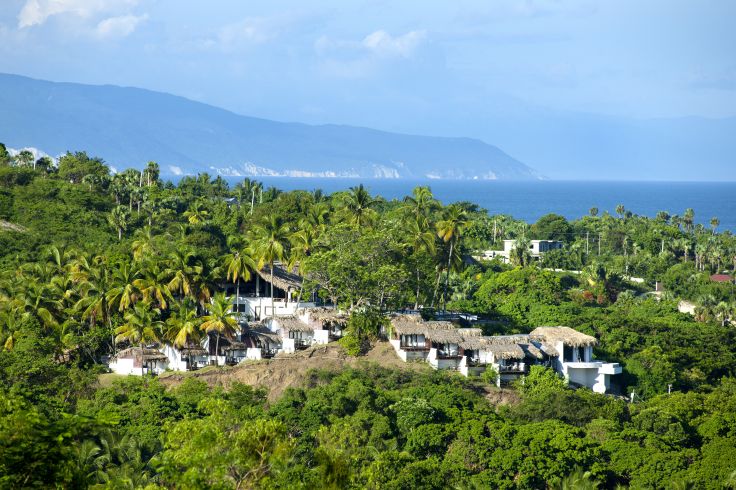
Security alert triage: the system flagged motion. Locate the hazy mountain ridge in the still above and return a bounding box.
[0,73,539,180]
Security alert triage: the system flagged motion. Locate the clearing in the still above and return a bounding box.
[156,341,519,406]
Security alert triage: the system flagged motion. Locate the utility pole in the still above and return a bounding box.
[598,233,601,256]
[630,390,636,403]
[493,218,497,244]
[661,238,665,254]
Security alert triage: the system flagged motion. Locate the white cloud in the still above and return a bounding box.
[218,17,276,47]
[94,13,147,38]
[361,30,426,58]
[17,0,140,28]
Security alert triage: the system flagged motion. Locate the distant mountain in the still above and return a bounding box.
[0,73,539,180]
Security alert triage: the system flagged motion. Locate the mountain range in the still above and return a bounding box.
[0,73,540,180]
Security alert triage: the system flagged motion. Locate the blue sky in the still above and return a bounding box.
[1,0,735,178]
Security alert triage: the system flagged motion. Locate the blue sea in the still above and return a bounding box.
[223,178,736,232]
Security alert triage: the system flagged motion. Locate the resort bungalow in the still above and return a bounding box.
[109,347,168,376]
[390,315,451,361]
[458,335,548,385]
[265,315,316,353]
[426,327,483,370]
[161,343,209,371]
[530,326,621,394]
[297,307,348,343]
[223,263,317,322]
[243,324,282,360]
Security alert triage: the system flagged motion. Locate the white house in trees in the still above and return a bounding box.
[480,239,563,263]
[530,326,622,394]
[109,347,168,376]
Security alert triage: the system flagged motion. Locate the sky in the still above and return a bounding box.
[1,0,735,176]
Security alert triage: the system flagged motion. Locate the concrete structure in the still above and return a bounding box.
[109,347,168,376]
[479,239,563,263]
[427,328,483,371]
[297,307,348,342]
[530,326,622,394]
[223,263,317,323]
[161,344,209,371]
[389,315,453,362]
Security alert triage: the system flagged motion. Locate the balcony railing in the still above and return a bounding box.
[400,344,429,351]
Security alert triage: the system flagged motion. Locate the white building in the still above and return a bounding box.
[389,315,454,362]
[530,326,622,394]
[297,307,348,343]
[224,263,317,322]
[161,344,209,371]
[109,347,168,376]
[479,239,563,263]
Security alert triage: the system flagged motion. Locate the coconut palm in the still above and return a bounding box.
[403,186,439,228]
[251,216,290,319]
[710,217,720,235]
[164,250,201,300]
[683,208,695,234]
[714,301,731,326]
[405,217,437,309]
[340,184,379,229]
[510,236,534,267]
[131,226,156,262]
[183,201,210,225]
[615,204,625,219]
[115,303,162,376]
[436,204,468,311]
[223,248,256,318]
[133,263,173,310]
[107,262,142,313]
[199,292,238,366]
[108,206,130,241]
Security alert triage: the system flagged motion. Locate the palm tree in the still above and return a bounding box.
[115,303,162,376]
[615,204,625,219]
[131,226,156,262]
[223,248,256,320]
[199,292,238,366]
[183,201,210,225]
[251,216,290,319]
[108,262,142,313]
[108,206,130,241]
[340,184,379,229]
[683,208,695,234]
[133,263,173,310]
[165,299,202,367]
[714,301,731,326]
[436,204,468,311]
[403,186,439,228]
[510,236,533,267]
[589,207,598,218]
[165,250,201,300]
[143,161,160,187]
[710,217,720,235]
[405,218,436,309]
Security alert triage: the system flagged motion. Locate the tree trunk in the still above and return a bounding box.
[251,189,255,215]
[443,240,454,312]
[215,333,220,366]
[118,228,122,241]
[270,263,275,320]
[235,280,240,324]
[415,268,421,310]
[140,343,145,376]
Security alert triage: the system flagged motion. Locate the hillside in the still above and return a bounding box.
[0,73,539,180]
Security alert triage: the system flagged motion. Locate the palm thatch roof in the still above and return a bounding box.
[178,345,208,356]
[483,343,526,360]
[530,326,597,347]
[113,347,167,362]
[256,262,303,291]
[224,341,248,351]
[273,316,314,332]
[391,316,458,336]
[427,327,482,344]
[459,336,527,359]
[299,307,349,327]
[246,325,282,343]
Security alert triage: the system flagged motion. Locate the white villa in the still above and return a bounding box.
[389,316,620,394]
[161,344,209,371]
[297,307,348,344]
[224,263,317,323]
[109,347,169,376]
[480,239,563,263]
[530,326,622,394]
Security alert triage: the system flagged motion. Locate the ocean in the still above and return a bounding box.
[221,178,736,232]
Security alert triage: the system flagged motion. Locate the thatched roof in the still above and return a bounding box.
[427,327,482,344]
[246,325,282,343]
[178,345,207,356]
[256,262,302,291]
[536,342,559,357]
[224,341,248,351]
[273,316,314,332]
[520,343,544,360]
[483,343,526,360]
[393,318,457,336]
[299,307,348,327]
[113,347,167,362]
[530,326,597,347]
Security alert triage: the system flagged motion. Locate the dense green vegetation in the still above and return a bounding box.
[1,148,735,488]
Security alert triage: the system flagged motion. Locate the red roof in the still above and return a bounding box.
[710,274,733,283]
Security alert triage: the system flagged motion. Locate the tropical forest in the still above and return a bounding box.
[1,146,736,489]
